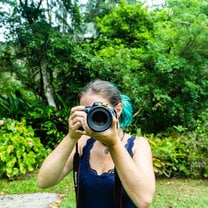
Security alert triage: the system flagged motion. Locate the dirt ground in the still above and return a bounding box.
[0,193,63,208]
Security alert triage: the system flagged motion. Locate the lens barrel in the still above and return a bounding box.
[86,106,113,132]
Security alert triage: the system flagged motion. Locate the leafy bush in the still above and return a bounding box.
[27,104,68,149]
[148,133,190,177]
[0,91,68,149]
[0,94,30,120]
[0,119,48,179]
[185,109,208,178]
[148,119,208,178]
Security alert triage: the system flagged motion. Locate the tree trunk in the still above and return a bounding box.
[40,62,57,109]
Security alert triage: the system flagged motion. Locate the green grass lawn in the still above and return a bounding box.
[1,171,208,208]
[150,178,208,208]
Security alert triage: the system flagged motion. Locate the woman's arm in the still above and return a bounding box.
[38,105,87,188]
[37,133,77,188]
[108,137,155,208]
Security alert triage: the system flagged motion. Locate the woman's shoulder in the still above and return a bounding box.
[125,133,148,143]
[135,135,149,142]
[130,135,152,153]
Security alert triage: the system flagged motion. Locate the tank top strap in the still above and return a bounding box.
[124,136,136,157]
[82,138,95,158]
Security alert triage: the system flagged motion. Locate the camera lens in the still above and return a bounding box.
[92,111,108,126]
[87,106,113,132]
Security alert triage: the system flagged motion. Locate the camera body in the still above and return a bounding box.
[83,102,116,132]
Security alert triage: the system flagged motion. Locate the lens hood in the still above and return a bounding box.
[86,106,113,132]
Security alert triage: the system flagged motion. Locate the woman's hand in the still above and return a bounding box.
[80,111,120,147]
[69,105,120,147]
[68,105,87,141]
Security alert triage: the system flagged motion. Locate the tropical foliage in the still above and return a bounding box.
[0,119,47,179]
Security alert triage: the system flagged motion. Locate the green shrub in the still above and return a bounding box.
[148,118,208,178]
[0,119,48,179]
[185,109,208,178]
[27,104,67,148]
[0,94,30,120]
[148,134,190,177]
[0,90,68,149]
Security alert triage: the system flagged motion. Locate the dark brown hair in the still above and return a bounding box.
[79,79,121,107]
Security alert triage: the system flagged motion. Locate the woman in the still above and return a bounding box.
[38,80,155,208]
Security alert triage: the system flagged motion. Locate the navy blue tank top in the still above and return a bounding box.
[77,136,137,208]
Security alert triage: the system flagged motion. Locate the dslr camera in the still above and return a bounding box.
[83,102,116,132]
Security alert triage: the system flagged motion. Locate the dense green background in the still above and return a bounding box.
[0,0,208,179]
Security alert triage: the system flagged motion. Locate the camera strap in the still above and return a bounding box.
[114,169,123,208]
[73,142,123,208]
[73,142,80,208]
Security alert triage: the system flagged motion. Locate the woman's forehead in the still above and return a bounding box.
[80,94,110,106]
